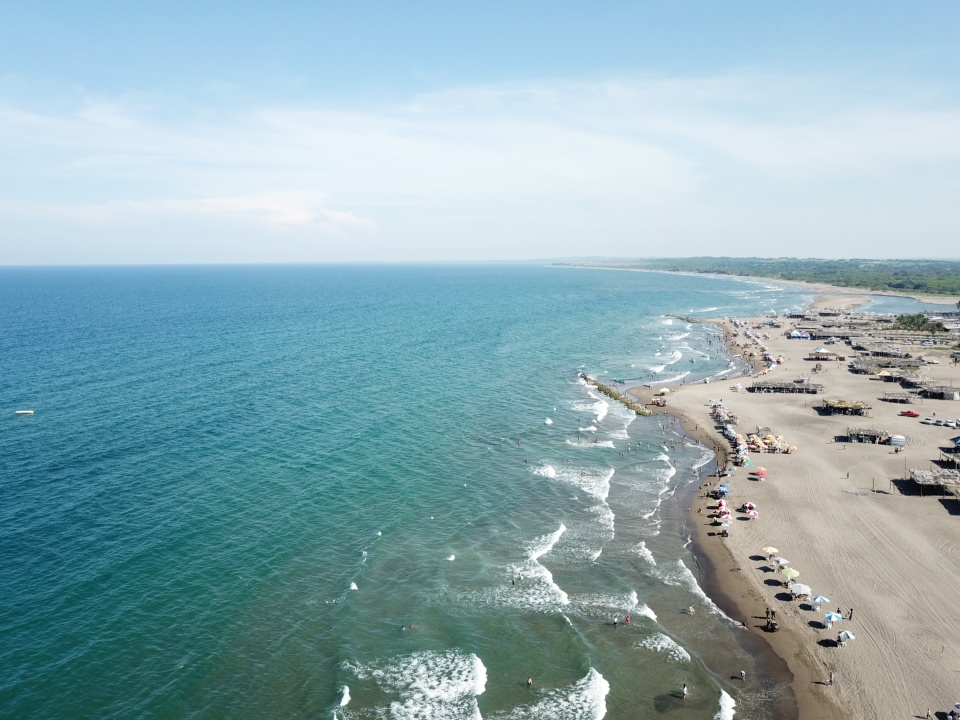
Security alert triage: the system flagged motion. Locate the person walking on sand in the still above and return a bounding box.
[739,670,746,681]
[681,684,688,700]
[828,671,834,686]
[846,608,854,621]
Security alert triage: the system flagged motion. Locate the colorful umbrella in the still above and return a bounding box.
[837,630,856,641]
[746,510,759,518]
[762,546,779,556]
[755,470,768,477]
[781,567,800,579]
[812,595,830,604]
[824,611,843,623]
[745,502,756,509]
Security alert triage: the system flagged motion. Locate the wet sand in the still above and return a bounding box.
[630,295,960,719]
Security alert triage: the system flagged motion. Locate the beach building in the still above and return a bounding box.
[920,385,960,401]
[821,399,872,416]
[749,380,824,394]
[845,427,890,444]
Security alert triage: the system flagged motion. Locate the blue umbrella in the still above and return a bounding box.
[718,484,730,490]
[812,595,830,604]
[824,611,843,623]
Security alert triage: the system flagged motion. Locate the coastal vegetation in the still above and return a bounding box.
[563,258,960,298]
[894,313,947,333]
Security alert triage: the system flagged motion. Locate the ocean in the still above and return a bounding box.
[1,264,826,719]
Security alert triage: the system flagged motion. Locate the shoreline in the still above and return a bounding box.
[560,263,960,307]
[625,292,960,720]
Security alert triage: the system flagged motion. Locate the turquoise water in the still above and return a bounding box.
[1,265,809,719]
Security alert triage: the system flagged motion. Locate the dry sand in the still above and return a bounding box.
[631,297,960,719]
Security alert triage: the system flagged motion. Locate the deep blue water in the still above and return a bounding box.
[1,265,810,719]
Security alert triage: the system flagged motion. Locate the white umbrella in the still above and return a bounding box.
[789,583,812,596]
[772,557,790,567]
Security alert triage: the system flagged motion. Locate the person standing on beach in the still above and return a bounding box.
[847,608,854,621]
[681,684,688,700]
[828,671,834,686]
[739,670,746,681]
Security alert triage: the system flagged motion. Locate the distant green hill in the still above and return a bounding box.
[561,258,960,298]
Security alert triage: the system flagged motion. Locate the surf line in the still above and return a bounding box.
[580,374,654,416]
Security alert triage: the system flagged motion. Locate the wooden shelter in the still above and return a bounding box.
[749,380,824,394]
[920,386,960,401]
[821,399,872,416]
[909,468,960,494]
[846,427,889,444]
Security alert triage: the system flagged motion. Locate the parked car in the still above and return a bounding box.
[899,410,921,417]
[921,340,935,346]
[934,419,946,426]
[946,420,957,428]
[921,417,935,424]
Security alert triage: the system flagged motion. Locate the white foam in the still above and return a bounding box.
[565,439,615,448]
[579,425,597,433]
[648,365,665,373]
[345,650,487,720]
[545,418,553,425]
[532,464,557,479]
[636,633,691,662]
[646,371,691,386]
[635,542,656,566]
[530,524,566,563]
[667,350,683,364]
[349,582,358,591]
[448,555,456,561]
[662,318,674,325]
[338,685,351,706]
[493,668,608,720]
[657,559,733,622]
[714,690,736,720]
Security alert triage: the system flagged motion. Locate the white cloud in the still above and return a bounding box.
[1,71,959,262]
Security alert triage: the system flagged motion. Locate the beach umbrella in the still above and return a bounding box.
[772,557,790,566]
[745,502,756,510]
[756,467,767,472]
[781,567,800,579]
[837,630,856,641]
[762,547,779,556]
[824,611,843,623]
[755,470,768,477]
[812,596,830,605]
[746,510,759,518]
[789,583,811,596]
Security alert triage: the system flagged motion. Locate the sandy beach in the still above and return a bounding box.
[631,294,960,719]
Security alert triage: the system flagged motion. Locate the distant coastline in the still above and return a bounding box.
[555,259,960,306]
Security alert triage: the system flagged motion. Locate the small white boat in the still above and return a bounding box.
[14,410,35,415]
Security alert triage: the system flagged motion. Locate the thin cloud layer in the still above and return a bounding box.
[1,72,958,263]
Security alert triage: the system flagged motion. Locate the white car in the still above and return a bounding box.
[920,417,934,425]
[934,419,946,426]
[921,340,935,346]
[946,420,957,428]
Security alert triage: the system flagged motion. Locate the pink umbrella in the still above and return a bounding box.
[755,470,768,478]
[746,510,759,518]
[745,502,756,510]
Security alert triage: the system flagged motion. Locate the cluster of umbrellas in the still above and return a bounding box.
[761,546,857,644]
[721,423,752,465]
[746,432,797,454]
[716,497,758,521]
[711,402,741,425]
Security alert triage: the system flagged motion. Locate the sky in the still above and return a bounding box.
[2,1,960,264]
